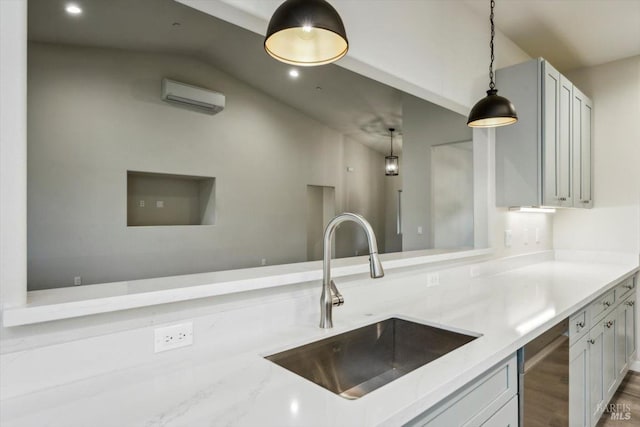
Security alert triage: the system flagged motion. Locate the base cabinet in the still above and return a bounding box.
[569,333,590,427]
[616,302,629,377]
[405,355,517,427]
[569,275,638,427]
[587,321,606,426]
[481,395,518,427]
[624,294,637,361]
[602,312,618,399]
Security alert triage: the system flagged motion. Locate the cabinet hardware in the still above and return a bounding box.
[623,284,634,290]
[581,200,589,203]
[604,320,614,328]
[588,339,595,344]
[627,301,635,307]
[576,321,585,329]
[559,197,567,201]
[603,301,611,308]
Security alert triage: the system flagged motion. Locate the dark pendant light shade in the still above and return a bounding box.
[264,0,348,66]
[467,89,518,128]
[468,0,517,128]
[385,128,399,176]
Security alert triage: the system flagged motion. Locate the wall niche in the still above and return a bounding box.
[127,171,215,226]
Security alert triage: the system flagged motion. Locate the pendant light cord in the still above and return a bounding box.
[489,0,496,90]
[389,129,394,156]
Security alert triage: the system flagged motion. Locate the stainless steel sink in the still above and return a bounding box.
[265,317,479,399]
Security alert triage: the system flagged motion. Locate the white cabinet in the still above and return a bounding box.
[495,58,592,208]
[619,293,637,374]
[542,61,573,207]
[624,294,637,362]
[569,333,590,427]
[405,355,517,427]
[601,312,618,398]
[569,274,638,427]
[572,86,593,208]
[615,302,629,377]
[587,320,606,426]
[481,396,518,427]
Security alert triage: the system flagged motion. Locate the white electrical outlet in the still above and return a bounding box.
[504,230,512,248]
[261,258,267,266]
[156,200,164,208]
[417,226,423,235]
[426,273,440,287]
[73,276,82,286]
[154,322,193,353]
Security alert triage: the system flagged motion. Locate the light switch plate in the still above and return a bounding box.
[504,230,512,248]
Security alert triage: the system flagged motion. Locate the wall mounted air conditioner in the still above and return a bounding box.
[161,78,225,115]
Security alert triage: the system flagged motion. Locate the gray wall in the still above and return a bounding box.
[27,42,387,289]
[431,141,474,248]
[384,172,403,253]
[401,94,472,251]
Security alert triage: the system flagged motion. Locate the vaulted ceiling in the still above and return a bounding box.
[461,0,640,72]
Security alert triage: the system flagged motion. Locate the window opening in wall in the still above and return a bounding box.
[306,185,336,261]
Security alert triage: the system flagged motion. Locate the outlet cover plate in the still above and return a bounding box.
[426,273,440,287]
[154,322,193,353]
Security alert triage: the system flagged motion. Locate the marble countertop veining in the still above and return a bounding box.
[1,257,638,427]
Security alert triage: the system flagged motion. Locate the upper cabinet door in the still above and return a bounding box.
[558,75,574,206]
[573,87,594,208]
[543,62,573,207]
[495,58,592,209]
[543,62,560,206]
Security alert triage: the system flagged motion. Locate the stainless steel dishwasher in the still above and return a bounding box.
[518,318,570,427]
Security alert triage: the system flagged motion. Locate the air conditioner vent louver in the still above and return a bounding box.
[161,78,225,115]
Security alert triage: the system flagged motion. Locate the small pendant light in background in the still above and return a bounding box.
[385,128,399,176]
[468,0,518,128]
[264,0,349,66]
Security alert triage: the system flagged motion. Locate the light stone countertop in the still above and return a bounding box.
[1,255,638,427]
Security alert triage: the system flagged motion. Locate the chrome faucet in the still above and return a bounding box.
[320,213,384,329]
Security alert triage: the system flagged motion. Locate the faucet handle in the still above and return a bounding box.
[330,280,344,306]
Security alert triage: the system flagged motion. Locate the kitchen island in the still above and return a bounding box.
[1,251,637,426]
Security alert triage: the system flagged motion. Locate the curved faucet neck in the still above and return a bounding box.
[320,213,384,329]
[322,213,379,279]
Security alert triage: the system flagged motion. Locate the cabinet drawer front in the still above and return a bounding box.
[570,308,589,344]
[615,276,636,304]
[406,355,517,427]
[590,290,615,324]
[480,395,518,427]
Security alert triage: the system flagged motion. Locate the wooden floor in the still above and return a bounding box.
[597,371,640,427]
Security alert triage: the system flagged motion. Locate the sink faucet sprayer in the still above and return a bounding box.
[320,213,384,329]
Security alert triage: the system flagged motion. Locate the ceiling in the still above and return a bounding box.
[461,0,640,72]
[33,0,632,152]
[29,0,453,154]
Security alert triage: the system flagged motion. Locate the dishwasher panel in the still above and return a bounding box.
[518,318,570,427]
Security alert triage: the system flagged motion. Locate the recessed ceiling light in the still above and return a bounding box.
[65,3,82,15]
[288,69,299,78]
